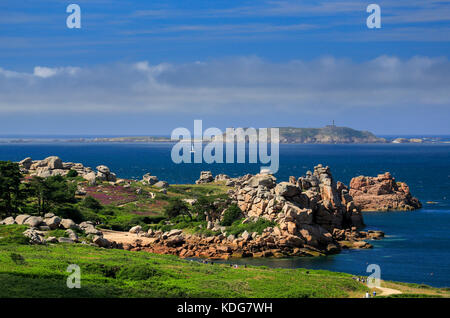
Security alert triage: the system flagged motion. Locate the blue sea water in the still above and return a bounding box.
[0,143,449,287]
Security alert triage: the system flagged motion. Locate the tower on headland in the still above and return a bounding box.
[326,120,336,128]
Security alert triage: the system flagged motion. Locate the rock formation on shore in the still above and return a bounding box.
[106,165,382,259]
[7,157,403,260]
[225,165,368,254]
[349,172,422,211]
[0,213,119,248]
[18,156,117,186]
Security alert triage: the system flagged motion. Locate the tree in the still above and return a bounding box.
[164,197,191,220]
[29,175,76,215]
[192,196,216,220]
[0,161,24,217]
[220,204,242,226]
[66,169,78,178]
[81,196,102,211]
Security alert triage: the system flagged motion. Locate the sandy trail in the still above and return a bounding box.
[102,229,156,245]
[375,286,402,296]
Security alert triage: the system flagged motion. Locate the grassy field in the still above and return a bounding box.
[0,224,367,298]
[1,224,449,298]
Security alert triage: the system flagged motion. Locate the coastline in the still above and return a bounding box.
[0,145,449,287]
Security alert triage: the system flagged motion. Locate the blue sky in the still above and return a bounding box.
[0,0,449,135]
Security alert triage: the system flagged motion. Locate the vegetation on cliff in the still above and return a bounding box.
[277,126,385,143]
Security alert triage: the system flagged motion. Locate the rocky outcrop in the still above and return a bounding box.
[196,171,214,184]
[104,224,382,260]
[0,215,115,247]
[17,156,118,187]
[225,165,369,256]
[18,156,93,178]
[349,172,422,211]
[95,165,117,182]
[142,173,159,185]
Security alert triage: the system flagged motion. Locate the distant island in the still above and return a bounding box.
[1,126,448,144]
[86,125,386,144]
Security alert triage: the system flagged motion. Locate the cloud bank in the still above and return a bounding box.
[0,56,449,116]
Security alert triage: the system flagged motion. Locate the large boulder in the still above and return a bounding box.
[167,229,182,237]
[196,171,214,184]
[24,216,44,228]
[79,221,102,236]
[44,156,63,169]
[93,235,111,248]
[83,171,97,186]
[275,182,301,197]
[23,228,45,244]
[142,173,159,185]
[129,225,142,234]
[15,214,31,225]
[154,181,169,188]
[58,237,75,244]
[246,174,277,188]
[44,216,61,229]
[165,234,185,247]
[65,229,79,241]
[19,157,33,170]
[96,165,110,174]
[349,172,422,211]
[1,217,16,225]
[36,167,52,178]
[60,218,78,230]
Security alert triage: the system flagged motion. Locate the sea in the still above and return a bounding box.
[0,141,449,287]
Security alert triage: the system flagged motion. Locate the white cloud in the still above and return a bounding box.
[33,66,80,78]
[0,56,449,115]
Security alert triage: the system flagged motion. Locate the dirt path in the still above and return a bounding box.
[102,229,156,245]
[376,286,402,296]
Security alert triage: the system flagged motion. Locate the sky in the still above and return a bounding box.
[0,0,449,135]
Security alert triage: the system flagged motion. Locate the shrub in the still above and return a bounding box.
[227,218,277,236]
[66,170,78,178]
[52,204,83,223]
[220,204,242,226]
[164,198,190,219]
[116,265,161,281]
[192,196,216,219]
[81,196,103,211]
[10,253,26,265]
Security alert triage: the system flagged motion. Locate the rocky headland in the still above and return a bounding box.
[349,172,422,211]
[1,156,421,260]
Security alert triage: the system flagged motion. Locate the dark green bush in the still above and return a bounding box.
[164,197,190,219]
[81,196,102,211]
[116,265,161,281]
[66,170,78,178]
[10,253,26,265]
[220,204,242,226]
[52,204,83,223]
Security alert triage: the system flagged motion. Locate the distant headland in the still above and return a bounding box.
[1,126,448,144]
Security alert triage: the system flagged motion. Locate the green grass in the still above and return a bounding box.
[0,224,368,298]
[227,218,277,236]
[0,224,29,245]
[382,294,443,298]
